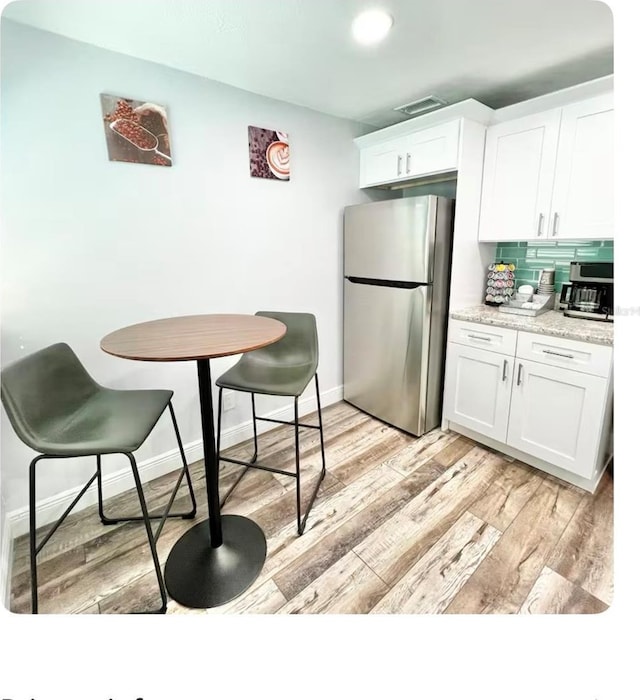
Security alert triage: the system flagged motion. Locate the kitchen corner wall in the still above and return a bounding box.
[494,240,613,292]
[0,20,370,518]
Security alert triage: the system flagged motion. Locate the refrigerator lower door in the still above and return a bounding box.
[343,278,434,436]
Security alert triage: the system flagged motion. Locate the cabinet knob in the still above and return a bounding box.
[537,213,544,237]
[406,152,411,174]
[517,363,524,386]
[397,154,403,177]
[502,359,508,382]
[552,212,560,237]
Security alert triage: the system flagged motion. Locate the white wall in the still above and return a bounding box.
[0,20,370,521]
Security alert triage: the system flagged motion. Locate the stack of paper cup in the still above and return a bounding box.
[538,269,555,295]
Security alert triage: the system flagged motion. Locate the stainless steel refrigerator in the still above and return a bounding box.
[343,195,454,436]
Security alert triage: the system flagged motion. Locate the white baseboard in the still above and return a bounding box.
[5,385,343,540]
[0,513,14,609]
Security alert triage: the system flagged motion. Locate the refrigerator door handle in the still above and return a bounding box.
[346,276,427,289]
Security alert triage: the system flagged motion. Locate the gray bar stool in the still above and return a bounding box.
[215,311,326,535]
[0,342,197,613]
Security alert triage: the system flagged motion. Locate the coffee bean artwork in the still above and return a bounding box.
[248,125,290,181]
[100,93,172,167]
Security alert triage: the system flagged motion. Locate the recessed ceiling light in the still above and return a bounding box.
[352,9,393,46]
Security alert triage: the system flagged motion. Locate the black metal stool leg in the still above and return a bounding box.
[315,373,327,479]
[294,397,303,535]
[168,401,197,518]
[28,455,99,614]
[97,454,108,524]
[29,456,41,614]
[219,389,256,508]
[99,404,197,524]
[216,380,326,536]
[251,393,259,460]
[126,452,167,614]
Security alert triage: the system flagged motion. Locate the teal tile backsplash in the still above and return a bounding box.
[494,240,613,292]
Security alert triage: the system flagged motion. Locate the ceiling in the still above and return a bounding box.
[2,0,614,127]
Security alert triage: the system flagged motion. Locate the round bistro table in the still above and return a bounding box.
[101,314,286,608]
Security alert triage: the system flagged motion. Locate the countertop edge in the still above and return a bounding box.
[449,307,613,347]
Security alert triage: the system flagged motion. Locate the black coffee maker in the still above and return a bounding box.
[559,261,613,322]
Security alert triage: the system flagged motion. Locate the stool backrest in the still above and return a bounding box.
[254,311,318,370]
[1,343,100,452]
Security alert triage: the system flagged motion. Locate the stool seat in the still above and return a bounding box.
[216,361,315,397]
[13,387,173,457]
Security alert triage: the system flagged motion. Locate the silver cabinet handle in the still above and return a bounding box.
[552,212,559,237]
[397,155,403,177]
[543,349,575,359]
[406,152,411,174]
[537,213,544,237]
[516,363,523,386]
[502,359,508,382]
[468,334,492,342]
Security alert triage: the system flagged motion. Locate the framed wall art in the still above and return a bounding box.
[248,125,290,180]
[101,93,172,166]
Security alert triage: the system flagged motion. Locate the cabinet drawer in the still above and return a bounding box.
[448,319,517,356]
[515,331,612,377]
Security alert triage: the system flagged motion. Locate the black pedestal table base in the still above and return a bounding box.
[164,514,266,608]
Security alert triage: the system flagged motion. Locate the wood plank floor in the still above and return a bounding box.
[8,401,613,614]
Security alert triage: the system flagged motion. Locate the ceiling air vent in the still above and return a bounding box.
[393,94,448,116]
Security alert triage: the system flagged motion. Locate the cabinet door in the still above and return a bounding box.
[404,121,459,179]
[550,94,614,240]
[478,110,561,241]
[443,343,513,442]
[359,137,406,187]
[507,359,607,477]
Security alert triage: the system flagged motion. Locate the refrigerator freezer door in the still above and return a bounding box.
[344,196,438,283]
[343,279,433,436]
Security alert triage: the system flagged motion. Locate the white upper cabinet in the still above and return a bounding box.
[550,94,614,240]
[478,93,613,241]
[403,121,460,180]
[477,110,561,241]
[354,98,495,189]
[358,120,460,188]
[359,136,408,187]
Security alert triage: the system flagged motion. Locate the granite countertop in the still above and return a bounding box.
[450,305,613,346]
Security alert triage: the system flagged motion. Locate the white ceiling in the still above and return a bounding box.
[2,0,614,127]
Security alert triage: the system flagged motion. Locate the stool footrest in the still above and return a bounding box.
[220,455,296,479]
[256,415,321,431]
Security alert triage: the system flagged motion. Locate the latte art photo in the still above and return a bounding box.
[248,125,291,181]
[267,141,290,179]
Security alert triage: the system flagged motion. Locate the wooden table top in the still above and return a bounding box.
[101,314,287,362]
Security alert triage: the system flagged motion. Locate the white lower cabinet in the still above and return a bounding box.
[443,319,613,491]
[443,343,513,442]
[506,358,608,478]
